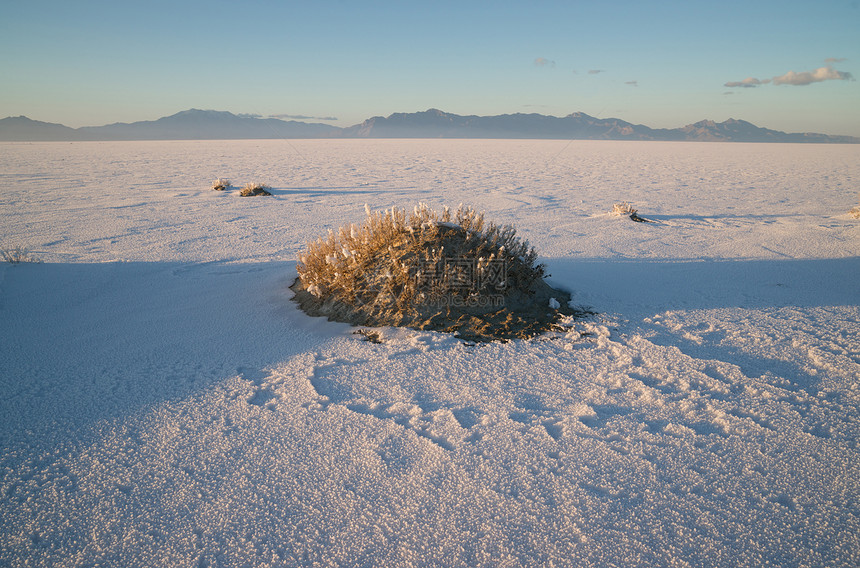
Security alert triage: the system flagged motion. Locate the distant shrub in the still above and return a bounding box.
[239,182,272,197]
[850,205,860,219]
[292,203,589,342]
[611,201,651,223]
[212,178,232,191]
[2,245,41,264]
[611,202,637,216]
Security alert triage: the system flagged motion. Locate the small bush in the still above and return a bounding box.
[611,201,651,223]
[2,245,41,264]
[212,178,232,191]
[611,202,637,216]
[292,203,590,342]
[239,182,272,197]
[850,205,860,219]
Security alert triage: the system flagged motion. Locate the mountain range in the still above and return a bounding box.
[1,108,857,143]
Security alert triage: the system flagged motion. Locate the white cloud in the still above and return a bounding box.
[587,69,604,75]
[771,66,853,86]
[270,114,338,121]
[724,77,769,88]
[725,64,853,89]
[534,57,555,68]
[625,80,638,87]
[824,57,847,64]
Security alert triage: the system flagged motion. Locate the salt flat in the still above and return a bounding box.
[1,140,859,567]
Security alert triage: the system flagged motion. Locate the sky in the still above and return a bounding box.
[2,0,859,136]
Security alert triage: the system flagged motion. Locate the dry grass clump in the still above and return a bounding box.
[211,178,232,191]
[2,245,41,264]
[850,205,860,219]
[239,182,272,197]
[611,202,638,216]
[292,203,588,342]
[297,203,541,307]
[611,201,651,223]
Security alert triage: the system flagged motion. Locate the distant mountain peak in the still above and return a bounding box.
[0,115,78,140]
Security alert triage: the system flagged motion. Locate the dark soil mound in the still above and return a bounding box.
[291,275,581,343]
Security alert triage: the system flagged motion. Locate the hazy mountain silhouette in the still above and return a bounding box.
[0,116,80,141]
[677,118,856,143]
[0,110,339,141]
[2,108,857,143]
[77,109,341,140]
[342,109,675,140]
[343,109,859,142]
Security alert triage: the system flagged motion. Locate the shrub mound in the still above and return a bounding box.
[212,178,232,191]
[240,183,272,197]
[2,245,41,264]
[611,202,651,223]
[291,204,588,342]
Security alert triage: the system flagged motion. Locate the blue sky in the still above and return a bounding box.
[2,0,859,135]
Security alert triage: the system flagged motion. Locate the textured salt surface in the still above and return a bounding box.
[1,140,858,567]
